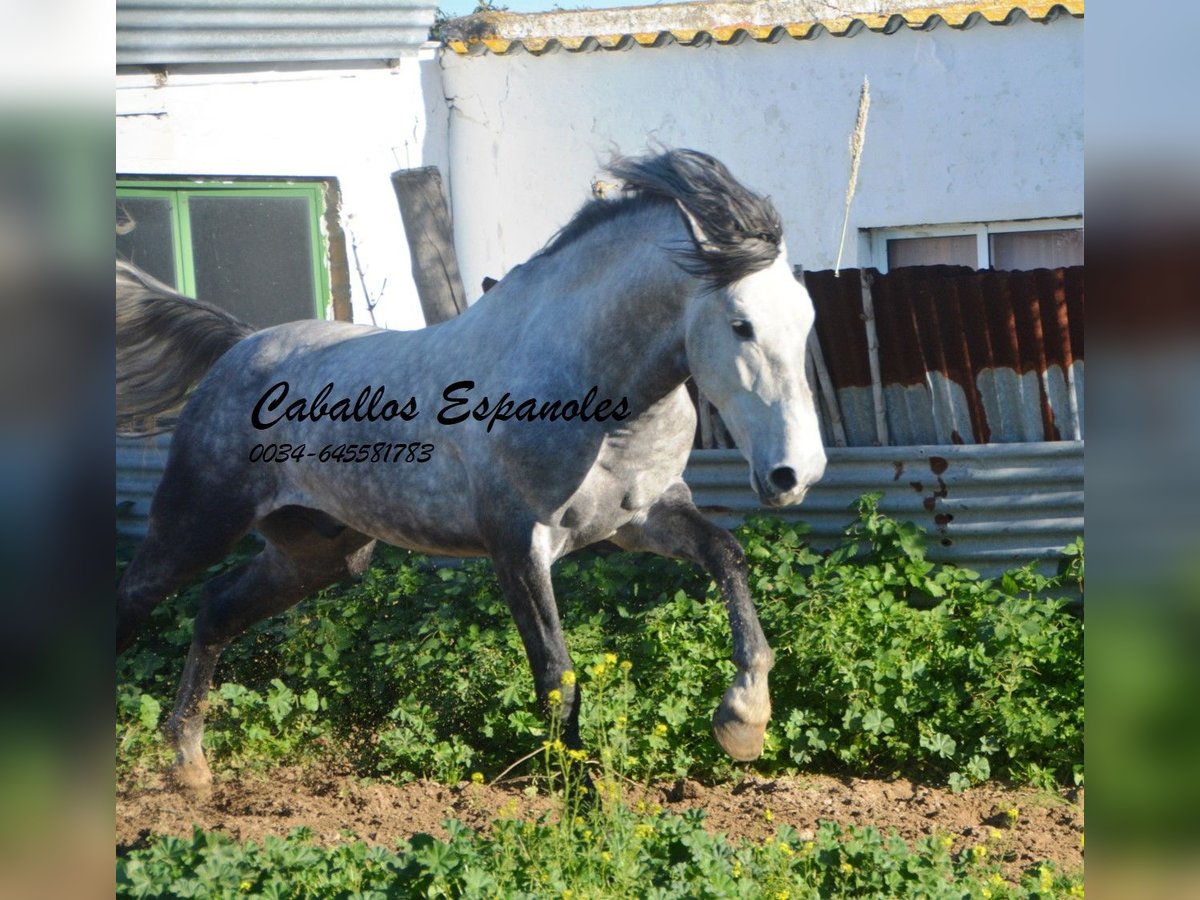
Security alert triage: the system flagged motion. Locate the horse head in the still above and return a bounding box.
[683,242,827,507]
[610,149,826,506]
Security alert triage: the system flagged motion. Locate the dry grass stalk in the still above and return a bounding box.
[834,75,870,276]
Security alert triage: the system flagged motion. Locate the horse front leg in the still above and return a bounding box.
[615,483,773,761]
[492,540,582,749]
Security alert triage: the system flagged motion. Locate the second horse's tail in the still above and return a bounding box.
[116,259,255,436]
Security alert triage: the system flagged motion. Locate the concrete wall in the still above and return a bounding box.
[439,17,1083,299]
[116,50,450,330]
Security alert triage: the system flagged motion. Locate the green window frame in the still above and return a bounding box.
[115,179,332,320]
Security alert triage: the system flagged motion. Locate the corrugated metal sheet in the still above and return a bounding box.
[116,434,171,538]
[801,266,1084,447]
[117,0,438,66]
[119,436,1083,576]
[685,442,1083,574]
[443,0,1083,57]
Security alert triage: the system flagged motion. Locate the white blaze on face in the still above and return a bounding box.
[686,247,827,506]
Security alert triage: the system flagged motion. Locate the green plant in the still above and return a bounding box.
[117,814,1083,899]
[117,497,1083,790]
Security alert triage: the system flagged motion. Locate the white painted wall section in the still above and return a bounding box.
[116,50,450,330]
[440,18,1083,299]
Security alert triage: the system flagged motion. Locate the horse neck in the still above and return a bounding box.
[544,205,696,409]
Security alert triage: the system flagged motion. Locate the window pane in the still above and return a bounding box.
[116,196,177,287]
[187,195,318,328]
[887,235,977,270]
[990,229,1083,270]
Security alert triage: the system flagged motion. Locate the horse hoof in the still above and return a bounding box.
[169,761,214,798]
[712,707,766,761]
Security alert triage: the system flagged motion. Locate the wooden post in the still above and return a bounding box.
[807,331,848,448]
[859,269,889,446]
[391,166,468,325]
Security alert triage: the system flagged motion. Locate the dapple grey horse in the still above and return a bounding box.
[117,149,826,792]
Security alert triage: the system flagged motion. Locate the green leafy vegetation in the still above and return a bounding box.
[118,496,1083,791]
[118,816,1084,899]
[119,687,1082,899]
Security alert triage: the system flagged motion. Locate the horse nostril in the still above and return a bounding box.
[768,466,798,493]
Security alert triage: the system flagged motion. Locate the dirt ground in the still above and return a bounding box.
[117,766,1083,879]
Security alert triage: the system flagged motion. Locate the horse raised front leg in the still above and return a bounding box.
[492,539,582,749]
[615,483,774,761]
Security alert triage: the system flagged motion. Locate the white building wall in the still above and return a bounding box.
[439,17,1083,299]
[116,49,449,331]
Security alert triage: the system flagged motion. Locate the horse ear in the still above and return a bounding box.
[675,201,715,251]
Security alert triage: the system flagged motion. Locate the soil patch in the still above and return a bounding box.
[117,767,1083,878]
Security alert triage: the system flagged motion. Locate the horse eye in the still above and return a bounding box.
[731,319,754,340]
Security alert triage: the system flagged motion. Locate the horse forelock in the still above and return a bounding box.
[533,150,782,290]
[607,149,783,289]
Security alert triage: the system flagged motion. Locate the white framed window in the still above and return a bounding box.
[864,217,1083,273]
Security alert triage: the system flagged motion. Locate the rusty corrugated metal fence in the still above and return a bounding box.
[804,266,1084,447]
[685,442,1083,575]
[697,266,1084,449]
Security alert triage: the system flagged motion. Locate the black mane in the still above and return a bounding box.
[537,149,783,288]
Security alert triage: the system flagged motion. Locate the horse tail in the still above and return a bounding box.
[116,259,255,436]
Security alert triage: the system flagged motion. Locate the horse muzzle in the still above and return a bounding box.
[752,467,809,508]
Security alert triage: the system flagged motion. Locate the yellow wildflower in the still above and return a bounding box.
[568,748,587,762]
[989,873,1005,887]
[988,828,1004,841]
[605,652,618,665]
[471,771,485,785]
[1006,806,1020,823]
[635,823,655,838]
[1069,884,1084,897]
[620,659,633,673]
[655,723,669,737]
[561,670,577,687]
[802,841,815,854]
[764,808,773,822]
[982,890,992,899]
[775,892,790,900]
[616,715,628,728]
[732,861,743,877]
[594,662,607,677]
[548,688,562,705]
[839,862,854,874]
[1079,833,1085,850]
[601,851,612,864]
[941,836,954,850]
[779,841,794,856]
[240,882,253,892]
[562,891,574,900]
[971,845,988,861]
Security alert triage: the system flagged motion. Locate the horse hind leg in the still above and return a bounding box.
[118,504,256,655]
[165,508,375,794]
[118,445,260,654]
